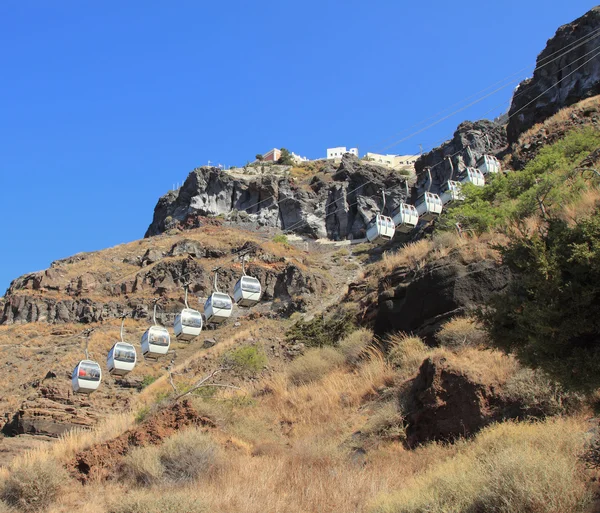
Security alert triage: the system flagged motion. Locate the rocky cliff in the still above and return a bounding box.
[413,120,507,195]
[1,230,328,325]
[145,156,412,241]
[507,6,600,143]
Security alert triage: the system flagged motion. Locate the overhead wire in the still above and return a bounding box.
[373,26,600,153]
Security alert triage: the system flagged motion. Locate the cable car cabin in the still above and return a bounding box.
[72,360,102,394]
[204,293,233,324]
[107,342,137,376]
[366,215,395,244]
[460,167,485,187]
[141,325,171,358]
[415,192,443,221]
[477,155,501,175]
[440,181,465,206]
[174,308,203,341]
[234,276,262,307]
[392,203,419,233]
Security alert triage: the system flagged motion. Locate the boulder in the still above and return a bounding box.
[405,355,515,447]
[373,257,513,341]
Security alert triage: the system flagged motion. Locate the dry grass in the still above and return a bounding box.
[386,333,431,378]
[0,459,69,512]
[370,417,591,513]
[122,428,223,486]
[338,328,374,364]
[435,316,488,348]
[107,488,206,513]
[286,347,345,385]
[518,94,600,147]
[374,231,505,286]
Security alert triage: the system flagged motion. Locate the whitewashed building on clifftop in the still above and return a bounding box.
[327,146,359,159]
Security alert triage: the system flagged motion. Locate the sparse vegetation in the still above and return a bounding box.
[287,347,345,385]
[438,128,600,234]
[285,307,357,348]
[386,333,430,377]
[0,459,68,512]
[338,328,374,364]
[122,428,223,486]
[107,490,205,513]
[436,316,488,348]
[371,418,591,513]
[272,234,289,245]
[222,345,267,374]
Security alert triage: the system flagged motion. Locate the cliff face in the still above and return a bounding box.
[507,6,600,143]
[413,120,507,195]
[145,156,412,241]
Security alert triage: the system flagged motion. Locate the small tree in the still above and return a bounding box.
[255,154,264,161]
[277,148,294,166]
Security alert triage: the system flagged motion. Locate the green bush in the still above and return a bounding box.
[222,345,267,375]
[139,375,157,389]
[1,459,68,512]
[285,307,357,348]
[484,208,600,391]
[437,128,600,234]
[272,234,289,245]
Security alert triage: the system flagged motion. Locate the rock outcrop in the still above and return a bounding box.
[145,156,411,240]
[372,257,513,341]
[2,372,101,437]
[404,355,516,447]
[507,6,600,143]
[413,120,507,195]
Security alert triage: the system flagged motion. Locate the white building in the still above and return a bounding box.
[364,152,418,171]
[327,147,359,159]
[291,152,309,164]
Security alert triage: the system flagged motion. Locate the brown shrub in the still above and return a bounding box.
[362,402,406,442]
[287,347,344,385]
[0,459,68,512]
[386,333,430,378]
[338,328,374,364]
[122,428,223,486]
[107,489,205,513]
[371,418,591,513]
[160,429,223,482]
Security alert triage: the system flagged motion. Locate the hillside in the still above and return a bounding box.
[2,7,600,513]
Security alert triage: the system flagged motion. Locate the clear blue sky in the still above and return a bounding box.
[0,0,596,294]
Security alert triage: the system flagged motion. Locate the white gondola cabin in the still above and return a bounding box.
[415,192,443,221]
[477,154,501,175]
[204,292,233,324]
[108,317,137,376]
[234,275,262,308]
[141,325,171,358]
[174,308,203,341]
[107,342,137,376]
[460,167,485,187]
[72,360,102,394]
[204,270,234,324]
[366,215,396,244]
[392,203,419,233]
[440,181,465,205]
[174,285,203,341]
